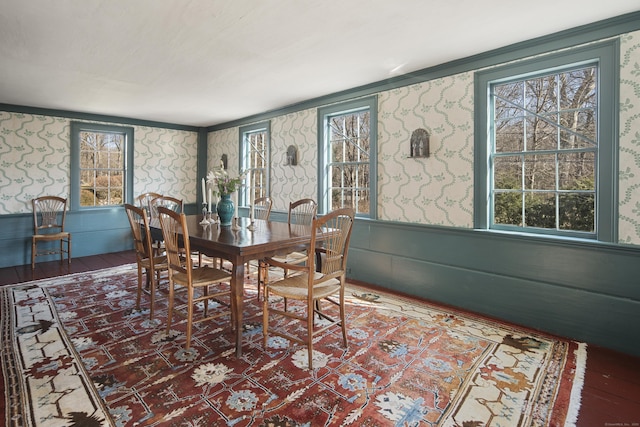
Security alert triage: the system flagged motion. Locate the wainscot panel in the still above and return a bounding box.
[0,208,133,268]
[346,220,640,357]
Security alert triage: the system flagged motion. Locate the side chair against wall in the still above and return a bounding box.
[124,204,168,321]
[31,196,71,270]
[257,198,317,298]
[157,206,233,352]
[262,207,355,370]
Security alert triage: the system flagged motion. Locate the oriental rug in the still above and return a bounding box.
[1,264,586,427]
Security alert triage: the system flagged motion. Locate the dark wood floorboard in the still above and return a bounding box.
[1,251,639,426]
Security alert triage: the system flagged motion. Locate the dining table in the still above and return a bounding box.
[147,215,315,358]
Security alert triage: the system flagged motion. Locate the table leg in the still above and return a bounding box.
[231,261,245,357]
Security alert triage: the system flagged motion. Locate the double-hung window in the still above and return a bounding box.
[475,41,617,241]
[239,121,270,206]
[318,96,377,218]
[70,122,134,209]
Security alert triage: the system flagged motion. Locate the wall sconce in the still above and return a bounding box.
[284,145,298,166]
[410,128,430,158]
[221,154,228,169]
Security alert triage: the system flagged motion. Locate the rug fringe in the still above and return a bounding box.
[564,342,588,427]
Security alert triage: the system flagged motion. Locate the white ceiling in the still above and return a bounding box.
[1,1,638,127]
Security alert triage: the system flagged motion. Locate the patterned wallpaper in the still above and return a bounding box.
[0,113,198,214]
[377,75,475,226]
[2,30,639,246]
[619,30,640,245]
[206,30,640,245]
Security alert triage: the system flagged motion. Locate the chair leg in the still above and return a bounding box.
[31,238,36,270]
[262,288,269,348]
[307,301,314,370]
[166,279,175,334]
[68,235,71,264]
[185,288,194,350]
[136,265,143,310]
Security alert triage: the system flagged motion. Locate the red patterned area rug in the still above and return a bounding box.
[1,264,586,427]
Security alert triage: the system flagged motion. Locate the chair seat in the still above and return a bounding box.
[270,251,307,265]
[140,255,168,270]
[33,231,70,241]
[267,272,340,300]
[171,265,231,287]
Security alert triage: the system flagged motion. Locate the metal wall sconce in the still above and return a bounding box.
[410,128,430,158]
[284,145,298,166]
[221,154,228,169]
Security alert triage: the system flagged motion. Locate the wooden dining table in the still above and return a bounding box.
[148,215,315,357]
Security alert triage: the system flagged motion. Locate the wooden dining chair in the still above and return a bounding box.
[257,198,317,298]
[124,204,168,321]
[135,192,162,217]
[262,207,355,370]
[157,206,233,351]
[31,196,72,270]
[245,197,273,276]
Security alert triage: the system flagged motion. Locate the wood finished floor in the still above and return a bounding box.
[1,251,639,426]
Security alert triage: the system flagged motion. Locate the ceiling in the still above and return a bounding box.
[1,1,638,128]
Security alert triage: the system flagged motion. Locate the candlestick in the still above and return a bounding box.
[208,188,212,214]
[233,192,238,219]
[202,178,206,204]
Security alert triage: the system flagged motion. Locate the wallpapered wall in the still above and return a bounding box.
[207,30,640,245]
[1,30,638,245]
[619,31,640,245]
[0,113,198,214]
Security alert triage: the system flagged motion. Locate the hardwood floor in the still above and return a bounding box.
[1,251,639,426]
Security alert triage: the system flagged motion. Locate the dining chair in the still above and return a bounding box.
[31,196,72,270]
[245,197,273,276]
[124,204,168,321]
[253,196,272,221]
[262,207,355,370]
[135,192,162,217]
[149,195,183,219]
[157,206,233,351]
[257,198,317,298]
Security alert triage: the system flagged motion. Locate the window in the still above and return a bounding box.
[318,96,377,218]
[239,121,270,206]
[70,122,134,209]
[475,41,618,241]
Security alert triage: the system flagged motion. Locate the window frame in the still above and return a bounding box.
[474,40,618,242]
[317,96,378,218]
[70,121,134,210]
[238,121,270,207]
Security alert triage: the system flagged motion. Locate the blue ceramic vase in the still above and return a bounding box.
[216,194,234,226]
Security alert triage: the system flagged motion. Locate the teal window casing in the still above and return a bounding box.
[474,39,619,242]
[70,121,134,210]
[317,96,378,218]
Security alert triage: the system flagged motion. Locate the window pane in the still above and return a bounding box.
[559,110,597,149]
[495,117,524,153]
[524,193,555,228]
[524,154,556,190]
[525,75,557,113]
[558,152,595,190]
[494,156,522,190]
[559,193,594,231]
[526,116,557,151]
[494,191,522,226]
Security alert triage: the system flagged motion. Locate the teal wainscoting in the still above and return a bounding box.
[347,220,640,357]
[0,208,132,268]
[0,202,208,268]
